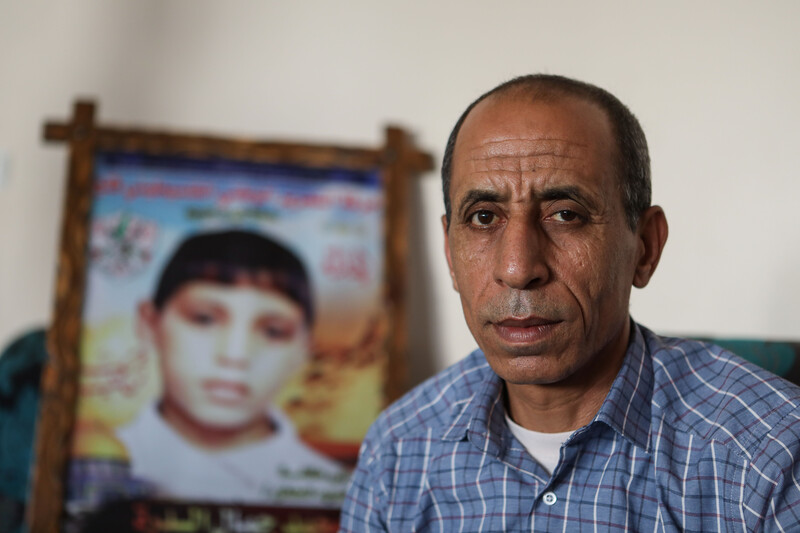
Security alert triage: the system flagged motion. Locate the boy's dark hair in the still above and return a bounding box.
[152,230,314,324]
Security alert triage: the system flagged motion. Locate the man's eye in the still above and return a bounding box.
[469,210,497,226]
[552,210,581,223]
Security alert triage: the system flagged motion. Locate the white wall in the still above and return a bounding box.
[1,1,798,386]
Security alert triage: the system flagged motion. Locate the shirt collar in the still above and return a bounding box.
[441,354,507,457]
[592,321,654,453]
[441,321,655,455]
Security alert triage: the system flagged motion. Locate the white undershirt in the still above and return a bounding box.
[505,414,573,476]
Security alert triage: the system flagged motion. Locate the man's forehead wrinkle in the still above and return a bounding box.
[469,154,582,161]
[466,154,585,175]
[466,137,589,159]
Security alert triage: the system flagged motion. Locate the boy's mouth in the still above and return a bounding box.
[203,379,250,404]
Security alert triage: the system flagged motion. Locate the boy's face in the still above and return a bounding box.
[140,280,310,432]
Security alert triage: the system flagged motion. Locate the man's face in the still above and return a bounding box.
[143,281,309,431]
[444,93,642,387]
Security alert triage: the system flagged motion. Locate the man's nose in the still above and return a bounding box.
[493,218,550,290]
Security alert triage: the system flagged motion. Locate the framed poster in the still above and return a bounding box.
[29,101,432,533]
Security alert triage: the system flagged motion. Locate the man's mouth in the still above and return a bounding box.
[492,316,561,343]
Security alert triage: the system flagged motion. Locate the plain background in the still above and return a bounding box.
[1,1,798,388]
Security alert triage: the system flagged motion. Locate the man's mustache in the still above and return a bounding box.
[481,291,562,322]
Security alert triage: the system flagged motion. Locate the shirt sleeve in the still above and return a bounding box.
[746,409,800,529]
[338,427,390,532]
[765,422,800,529]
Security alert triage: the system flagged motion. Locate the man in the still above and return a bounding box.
[116,229,348,506]
[340,75,800,531]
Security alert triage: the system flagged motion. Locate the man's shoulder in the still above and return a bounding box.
[366,349,492,444]
[644,328,800,454]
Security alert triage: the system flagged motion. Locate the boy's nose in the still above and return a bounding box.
[217,323,250,368]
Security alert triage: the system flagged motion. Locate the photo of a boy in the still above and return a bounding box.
[116,229,349,507]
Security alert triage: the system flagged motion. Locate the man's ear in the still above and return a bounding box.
[633,206,668,288]
[442,215,459,292]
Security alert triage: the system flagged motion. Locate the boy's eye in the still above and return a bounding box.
[186,309,219,326]
[469,210,497,226]
[257,319,298,341]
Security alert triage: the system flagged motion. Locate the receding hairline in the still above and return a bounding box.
[452,88,623,186]
[464,82,619,147]
[457,85,616,142]
[444,77,638,228]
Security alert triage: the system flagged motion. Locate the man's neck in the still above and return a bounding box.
[504,320,631,433]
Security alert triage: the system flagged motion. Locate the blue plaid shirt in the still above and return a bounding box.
[340,322,800,532]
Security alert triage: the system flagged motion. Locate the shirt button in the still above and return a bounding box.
[542,492,557,506]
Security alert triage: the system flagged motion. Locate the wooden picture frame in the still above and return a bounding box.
[28,101,432,532]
